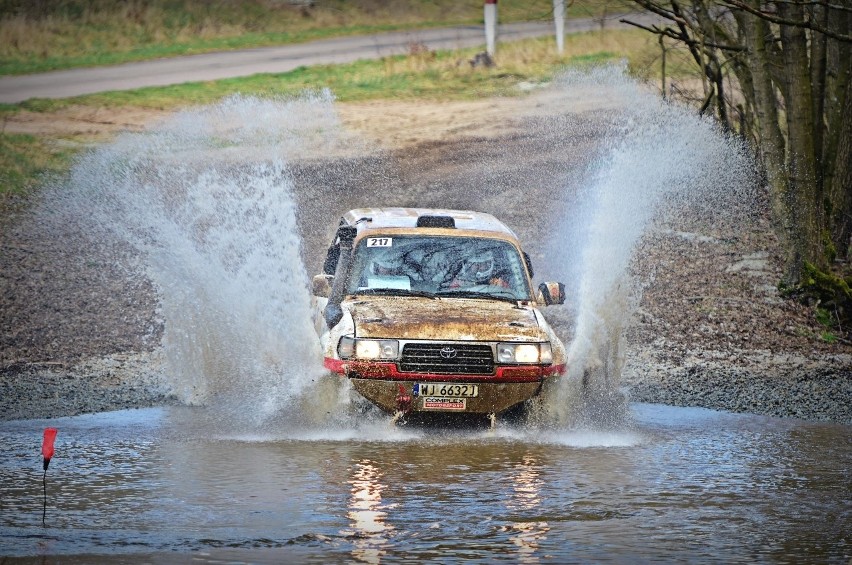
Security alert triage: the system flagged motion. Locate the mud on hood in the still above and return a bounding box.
[345,296,545,341]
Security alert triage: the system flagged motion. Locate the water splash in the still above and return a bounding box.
[45,92,358,427]
[32,67,757,435]
[540,66,755,425]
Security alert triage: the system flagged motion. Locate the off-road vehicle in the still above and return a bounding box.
[311,208,566,420]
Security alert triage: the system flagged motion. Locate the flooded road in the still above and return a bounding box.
[2,70,850,563]
[2,404,849,563]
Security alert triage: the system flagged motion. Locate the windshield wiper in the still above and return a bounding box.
[354,288,438,299]
[436,289,519,303]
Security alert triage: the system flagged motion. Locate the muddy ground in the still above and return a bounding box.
[1,88,850,423]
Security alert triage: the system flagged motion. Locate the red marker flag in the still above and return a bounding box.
[42,428,57,471]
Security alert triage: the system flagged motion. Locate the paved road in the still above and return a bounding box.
[0,14,657,104]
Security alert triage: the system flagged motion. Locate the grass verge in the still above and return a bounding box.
[10,29,661,111]
[0,132,71,200]
[0,0,634,75]
[1,27,700,208]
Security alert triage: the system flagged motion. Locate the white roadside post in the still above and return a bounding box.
[484,0,498,57]
[553,0,565,54]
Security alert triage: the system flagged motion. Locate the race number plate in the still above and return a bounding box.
[366,237,393,247]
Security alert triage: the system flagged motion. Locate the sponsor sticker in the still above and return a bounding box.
[423,397,467,411]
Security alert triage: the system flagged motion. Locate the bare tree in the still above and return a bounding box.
[623,0,851,290]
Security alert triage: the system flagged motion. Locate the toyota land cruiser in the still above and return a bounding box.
[311,208,567,420]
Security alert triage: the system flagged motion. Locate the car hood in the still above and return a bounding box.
[345,296,545,341]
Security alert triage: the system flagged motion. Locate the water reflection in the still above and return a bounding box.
[505,453,550,563]
[344,459,394,564]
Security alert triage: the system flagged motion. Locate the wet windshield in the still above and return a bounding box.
[346,235,531,301]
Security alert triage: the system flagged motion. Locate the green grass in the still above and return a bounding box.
[816,307,833,327]
[821,331,838,343]
[10,29,654,112]
[0,27,663,207]
[0,0,635,75]
[0,132,72,200]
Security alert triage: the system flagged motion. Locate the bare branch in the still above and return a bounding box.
[620,18,745,50]
[627,0,692,27]
[698,87,715,115]
[771,0,852,12]
[719,0,852,41]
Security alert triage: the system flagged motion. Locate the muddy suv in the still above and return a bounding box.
[311,208,566,419]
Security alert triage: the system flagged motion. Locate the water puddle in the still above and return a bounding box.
[1,404,849,562]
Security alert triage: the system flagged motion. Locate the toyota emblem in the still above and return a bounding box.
[439,347,458,359]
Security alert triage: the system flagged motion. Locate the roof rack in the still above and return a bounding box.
[416,215,456,229]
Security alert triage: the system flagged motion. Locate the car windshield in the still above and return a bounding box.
[346,235,531,301]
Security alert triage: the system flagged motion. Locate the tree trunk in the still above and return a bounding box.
[779,0,823,282]
[738,5,792,268]
[810,2,828,185]
[824,8,852,259]
[830,67,852,259]
[694,0,730,129]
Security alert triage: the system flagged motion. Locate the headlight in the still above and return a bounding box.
[338,336,399,360]
[496,342,552,364]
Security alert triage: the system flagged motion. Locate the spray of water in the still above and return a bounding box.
[45,92,361,428]
[538,66,755,426]
[35,67,757,438]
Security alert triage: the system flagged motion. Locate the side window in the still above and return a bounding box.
[494,249,516,286]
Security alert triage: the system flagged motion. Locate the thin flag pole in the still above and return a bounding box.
[43,468,48,525]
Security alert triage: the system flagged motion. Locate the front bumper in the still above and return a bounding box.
[325,358,564,415]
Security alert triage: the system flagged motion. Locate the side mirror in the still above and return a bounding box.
[312,274,334,298]
[537,282,565,305]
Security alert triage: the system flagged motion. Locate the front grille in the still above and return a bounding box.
[399,343,494,375]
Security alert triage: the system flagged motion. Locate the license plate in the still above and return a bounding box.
[416,383,479,398]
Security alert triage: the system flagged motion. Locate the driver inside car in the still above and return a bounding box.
[367,250,423,288]
[372,253,404,276]
[450,250,509,288]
